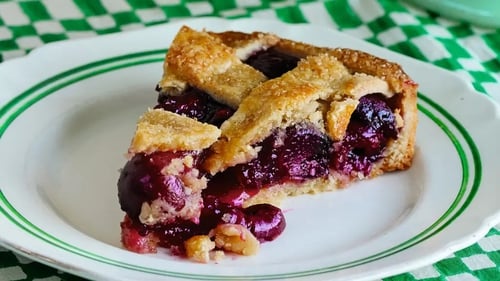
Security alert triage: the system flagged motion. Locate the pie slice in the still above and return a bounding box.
[117,26,418,262]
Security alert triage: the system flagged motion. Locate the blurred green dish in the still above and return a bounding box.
[403,0,500,28]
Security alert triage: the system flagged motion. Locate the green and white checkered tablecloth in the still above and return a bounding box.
[0,0,499,280]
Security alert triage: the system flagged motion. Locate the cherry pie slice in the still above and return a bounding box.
[117,26,418,262]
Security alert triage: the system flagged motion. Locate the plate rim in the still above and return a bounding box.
[0,17,499,281]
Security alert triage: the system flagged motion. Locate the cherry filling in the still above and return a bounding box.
[200,196,285,243]
[118,151,286,254]
[118,151,200,220]
[155,87,235,127]
[121,200,285,255]
[202,94,397,206]
[205,123,331,206]
[153,47,301,127]
[244,47,300,78]
[331,93,398,176]
[119,48,399,257]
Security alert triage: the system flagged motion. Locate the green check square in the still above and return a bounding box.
[433,58,462,70]
[487,250,500,265]
[324,0,363,28]
[365,37,383,46]
[476,268,500,280]
[367,16,397,33]
[389,41,426,61]
[401,25,427,39]
[20,1,51,21]
[469,71,497,83]
[455,244,486,258]
[275,6,308,23]
[0,40,17,51]
[487,227,500,236]
[416,16,437,25]
[73,0,108,16]
[126,0,156,9]
[60,19,92,31]
[209,0,237,13]
[472,82,486,94]
[96,27,121,35]
[483,33,500,54]
[246,5,271,13]
[437,38,471,58]
[9,25,37,37]
[112,12,141,25]
[447,24,474,38]
[435,257,468,275]
[40,33,68,43]
[378,0,409,13]
[161,5,191,18]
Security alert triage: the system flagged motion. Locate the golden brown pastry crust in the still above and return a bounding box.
[129,109,221,155]
[158,26,268,108]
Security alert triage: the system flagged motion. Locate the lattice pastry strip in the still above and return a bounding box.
[158,26,279,108]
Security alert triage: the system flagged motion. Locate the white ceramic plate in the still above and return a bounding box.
[0,18,499,281]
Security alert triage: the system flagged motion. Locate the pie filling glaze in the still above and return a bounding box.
[117,26,418,262]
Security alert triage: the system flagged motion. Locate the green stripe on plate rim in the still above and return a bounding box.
[0,50,482,280]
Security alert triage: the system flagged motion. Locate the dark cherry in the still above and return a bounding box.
[331,93,398,176]
[120,216,196,255]
[118,151,200,221]
[205,123,331,206]
[201,195,247,225]
[155,219,201,253]
[352,94,398,138]
[244,47,300,78]
[198,198,286,243]
[121,196,286,253]
[276,124,332,179]
[244,204,286,242]
[155,87,234,127]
